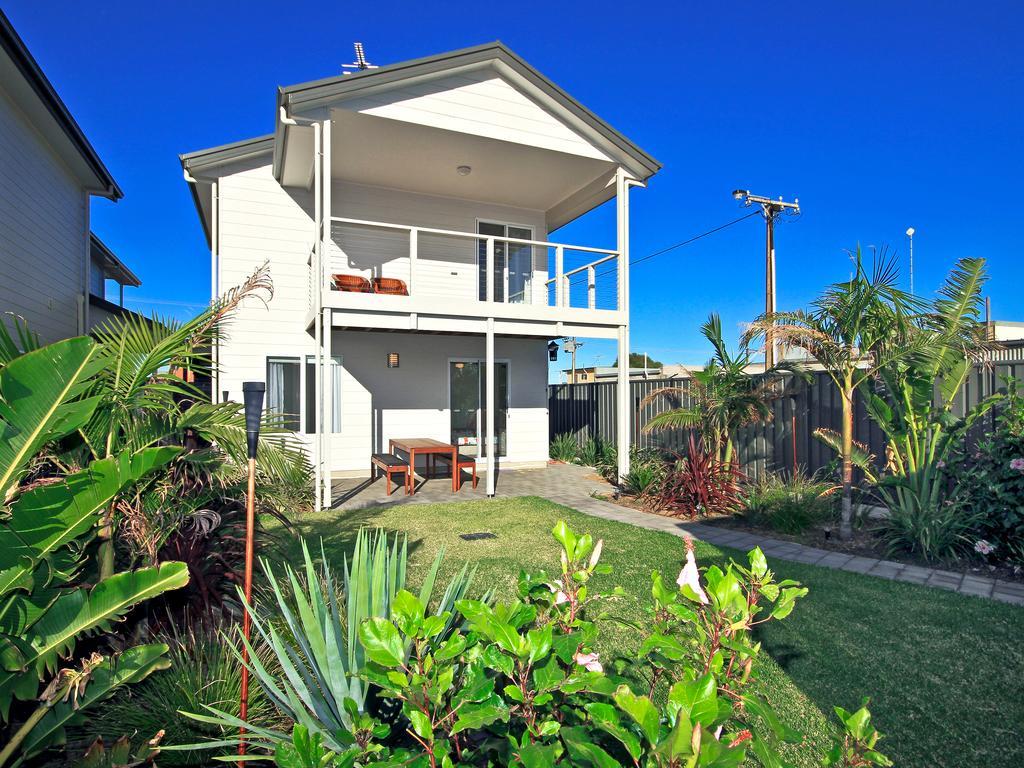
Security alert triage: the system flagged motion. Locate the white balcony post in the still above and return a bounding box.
[485,318,496,496]
[312,121,323,505]
[554,245,564,307]
[486,238,495,302]
[587,265,596,310]
[409,228,418,294]
[321,117,332,294]
[615,168,631,480]
[319,118,334,508]
[322,312,333,508]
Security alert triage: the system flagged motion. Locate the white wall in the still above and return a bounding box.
[212,159,550,474]
[328,180,549,305]
[342,68,610,161]
[0,87,86,342]
[214,157,317,427]
[333,330,548,474]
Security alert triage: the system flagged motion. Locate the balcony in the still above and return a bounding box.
[308,216,625,337]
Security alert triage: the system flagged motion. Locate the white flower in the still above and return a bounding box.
[588,539,604,569]
[574,651,603,672]
[554,591,569,605]
[974,539,995,556]
[676,537,709,604]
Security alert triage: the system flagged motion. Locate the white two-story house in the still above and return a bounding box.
[180,42,659,507]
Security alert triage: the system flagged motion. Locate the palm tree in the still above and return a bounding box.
[75,264,309,577]
[743,248,919,540]
[641,313,802,466]
[866,257,998,554]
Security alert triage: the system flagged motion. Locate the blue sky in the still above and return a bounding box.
[7,0,1022,372]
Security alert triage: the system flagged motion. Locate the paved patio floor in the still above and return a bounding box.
[331,462,1024,606]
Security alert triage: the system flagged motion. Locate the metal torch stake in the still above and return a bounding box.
[239,382,264,761]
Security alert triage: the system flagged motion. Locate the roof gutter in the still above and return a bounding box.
[274,102,321,183]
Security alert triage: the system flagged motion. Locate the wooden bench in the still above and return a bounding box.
[371,453,410,495]
[435,452,478,491]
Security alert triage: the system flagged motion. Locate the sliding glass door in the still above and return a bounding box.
[450,360,508,457]
[477,222,533,304]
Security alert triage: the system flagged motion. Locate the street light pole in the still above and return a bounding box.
[905,227,915,295]
[732,190,800,368]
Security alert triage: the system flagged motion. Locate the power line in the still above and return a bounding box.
[560,210,762,289]
[628,210,761,269]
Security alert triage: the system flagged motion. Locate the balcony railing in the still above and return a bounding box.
[317,216,621,313]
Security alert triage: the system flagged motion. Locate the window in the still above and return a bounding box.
[266,357,300,431]
[477,222,534,304]
[267,355,342,433]
[305,355,342,434]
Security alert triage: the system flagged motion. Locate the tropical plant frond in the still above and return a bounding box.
[812,428,878,484]
[643,408,702,433]
[0,313,41,366]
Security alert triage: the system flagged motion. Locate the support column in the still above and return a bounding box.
[615,169,631,480]
[312,122,323,507]
[322,313,333,509]
[320,117,332,509]
[485,318,496,496]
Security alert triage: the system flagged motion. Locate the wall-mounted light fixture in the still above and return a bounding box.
[547,340,559,362]
[456,165,472,176]
[387,352,400,368]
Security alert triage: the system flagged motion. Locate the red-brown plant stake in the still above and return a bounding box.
[239,382,265,761]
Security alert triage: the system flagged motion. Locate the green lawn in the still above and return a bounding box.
[272,496,1024,768]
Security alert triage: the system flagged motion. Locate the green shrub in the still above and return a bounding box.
[183,521,892,767]
[947,385,1024,565]
[576,435,613,468]
[549,433,579,463]
[877,495,983,562]
[78,622,280,766]
[743,471,836,534]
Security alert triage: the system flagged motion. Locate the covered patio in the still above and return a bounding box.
[331,461,613,511]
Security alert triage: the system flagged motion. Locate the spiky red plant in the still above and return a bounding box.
[651,433,745,518]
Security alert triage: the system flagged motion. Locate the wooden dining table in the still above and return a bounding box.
[388,437,459,495]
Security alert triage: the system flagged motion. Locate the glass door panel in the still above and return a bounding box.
[477,222,505,302]
[449,360,508,457]
[450,361,480,449]
[507,226,533,304]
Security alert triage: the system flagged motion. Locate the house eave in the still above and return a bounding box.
[0,9,122,200]
[179,134,275,243]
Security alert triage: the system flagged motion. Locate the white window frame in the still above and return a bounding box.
[476,219,535,304]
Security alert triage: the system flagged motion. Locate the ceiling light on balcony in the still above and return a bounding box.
[456,165,472,176]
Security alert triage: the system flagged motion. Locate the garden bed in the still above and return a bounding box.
[281,496,1024,768]
[608,489,1024,585]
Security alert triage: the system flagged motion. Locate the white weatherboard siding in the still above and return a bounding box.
[333,331,548,474]
[329,180,548,304]
[213,160,549,474]
[214,157,316,432]
[0,87,86,343]
[341,69,611,161]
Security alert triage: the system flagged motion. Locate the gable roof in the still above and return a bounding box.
[273,41,660,183]
[0,9,121,199]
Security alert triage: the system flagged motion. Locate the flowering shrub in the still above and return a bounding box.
[947,386,1024,566]
[199,520,890,767]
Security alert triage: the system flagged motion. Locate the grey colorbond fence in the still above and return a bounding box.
[548,350,1024,479]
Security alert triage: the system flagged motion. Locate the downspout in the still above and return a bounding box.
[81,190,90,334]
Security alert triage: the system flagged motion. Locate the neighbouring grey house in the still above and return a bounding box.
[0,9,140,342]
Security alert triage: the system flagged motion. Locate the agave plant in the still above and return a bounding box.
[180,529,483,755]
